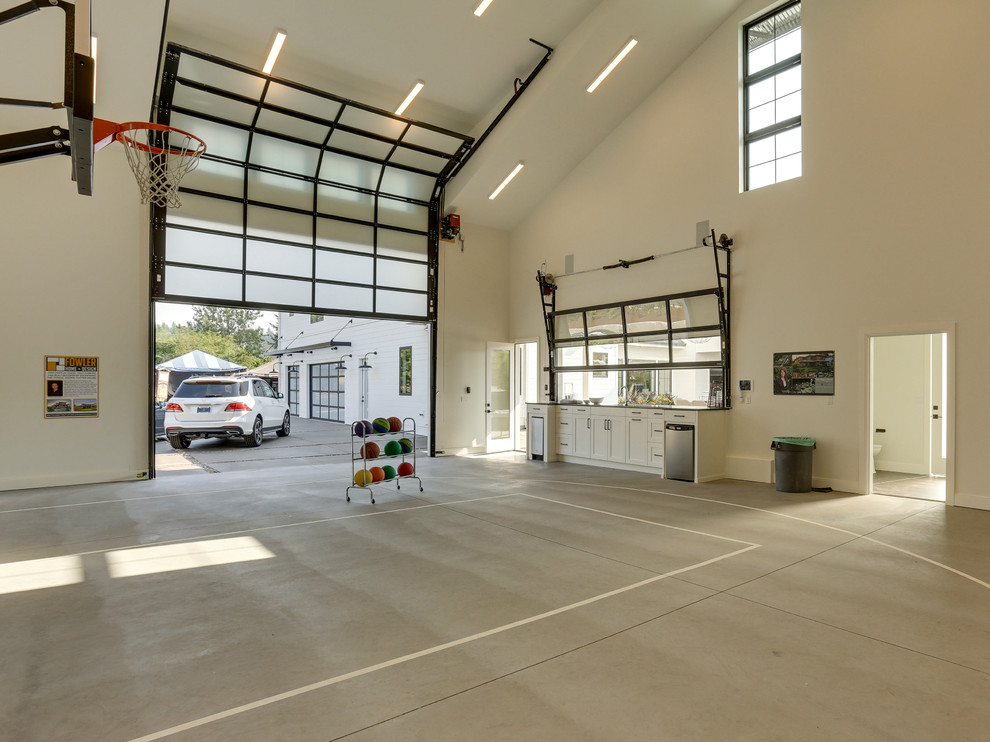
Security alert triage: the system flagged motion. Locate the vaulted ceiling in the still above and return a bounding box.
[164,0,747,231]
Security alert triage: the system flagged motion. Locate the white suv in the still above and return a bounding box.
[163,376,290,449]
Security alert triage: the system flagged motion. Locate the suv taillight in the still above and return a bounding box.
[165,403,183,412]
[225,402,252,411]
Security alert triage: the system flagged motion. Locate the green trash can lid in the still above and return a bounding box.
[771,436,816,447]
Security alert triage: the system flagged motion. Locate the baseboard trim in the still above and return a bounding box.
[1,468,149,493]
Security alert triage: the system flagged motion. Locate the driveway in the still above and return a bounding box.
[155,416,428,476]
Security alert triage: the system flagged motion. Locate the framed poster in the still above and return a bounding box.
[45,355,100,418]
[773,351,834,395]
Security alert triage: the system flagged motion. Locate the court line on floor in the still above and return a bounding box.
[517,478,990,591]
[519,493,758,547]
[0,472,363,514]
[55,493,520,559]
[130,541,759,741]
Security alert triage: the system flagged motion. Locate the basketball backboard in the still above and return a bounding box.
[0,0,95,194]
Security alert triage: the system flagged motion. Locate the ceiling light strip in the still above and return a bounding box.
[395,80,425,116]
[587,38,638,93]
[489,162,524,200]
[474,0,495,17]
[263,31,287,75]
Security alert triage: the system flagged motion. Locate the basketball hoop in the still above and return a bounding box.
[94,120,206,207]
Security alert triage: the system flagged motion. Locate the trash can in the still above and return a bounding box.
[771,437,816,493]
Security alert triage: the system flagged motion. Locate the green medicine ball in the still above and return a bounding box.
[382,465,397,480]
[383,440,401,456]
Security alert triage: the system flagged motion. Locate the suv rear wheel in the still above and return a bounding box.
[244,416,264,447]
[167,434,190,450]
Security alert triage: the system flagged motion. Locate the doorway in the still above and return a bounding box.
[513,340,539,451]
[869,332,949,502]
[486,342,514,453]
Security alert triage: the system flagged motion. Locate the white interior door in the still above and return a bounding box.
[486,342,514,453]
[931,333,947,476]
[514,341,538,451]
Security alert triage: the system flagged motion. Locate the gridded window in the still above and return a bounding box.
[744,1,802,191]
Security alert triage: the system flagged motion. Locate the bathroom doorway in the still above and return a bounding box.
[868,332,949,502]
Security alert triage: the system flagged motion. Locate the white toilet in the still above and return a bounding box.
[872,444,882,474]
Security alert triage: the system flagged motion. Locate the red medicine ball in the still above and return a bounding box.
[397,462,414,477]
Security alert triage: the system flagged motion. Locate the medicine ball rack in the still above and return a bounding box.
[347,417,423,504]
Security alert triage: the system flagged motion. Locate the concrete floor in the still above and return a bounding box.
[4,455,990,741]
[154,417,428,475]
[873,469,946,501]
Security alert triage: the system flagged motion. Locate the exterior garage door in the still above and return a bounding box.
[309,362,345,422]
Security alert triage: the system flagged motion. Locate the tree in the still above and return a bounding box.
[155,325,269,369]
[188,305,275,360]
[190,306,261,337]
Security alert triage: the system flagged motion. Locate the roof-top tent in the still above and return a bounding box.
[155,350,248,399]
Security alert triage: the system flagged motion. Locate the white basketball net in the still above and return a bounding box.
[117,126,206,208]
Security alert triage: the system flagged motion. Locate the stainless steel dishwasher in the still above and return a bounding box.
[664,423,695,481]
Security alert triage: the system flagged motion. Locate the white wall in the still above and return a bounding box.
[504,0,990,505]
[435,223,510,454]
[872,335,930,475]
[0,1,166,491]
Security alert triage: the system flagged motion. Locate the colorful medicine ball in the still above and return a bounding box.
[360,442,380,459]
[398,438,413,453]
[352,421,367,437]
[372,417,390,433]
[382,465,397,480]
[387,416,402,432]
[353,469,373,486]
[397,462,414,477]
[383,440,401,456]
[369,466,385,482]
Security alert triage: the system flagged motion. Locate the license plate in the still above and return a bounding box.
[197,406,211,413]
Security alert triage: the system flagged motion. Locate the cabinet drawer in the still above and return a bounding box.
[557,435,573,454]
[528,404,548,415]
[649,445,664,469]
[626,408,647,419]
[666,410,698,423]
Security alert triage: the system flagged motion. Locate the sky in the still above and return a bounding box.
[155,302,278,329]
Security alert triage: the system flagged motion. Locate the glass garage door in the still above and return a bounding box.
[152,44,472,323]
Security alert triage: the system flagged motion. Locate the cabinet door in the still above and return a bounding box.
[574,414,592,457]
[592,416,610,459]
[626,417,648,465]
[607,415,627,463]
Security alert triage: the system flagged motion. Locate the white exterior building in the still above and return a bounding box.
[273,313,431,434]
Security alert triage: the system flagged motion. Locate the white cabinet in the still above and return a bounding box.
[526,404,557,462]
[573,407,593,457]
[548,404,726,482]
[626,409,649,466]
[648,410,665,472]
[557,408,574,457]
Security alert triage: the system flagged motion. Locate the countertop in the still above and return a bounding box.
[538,402,726,412]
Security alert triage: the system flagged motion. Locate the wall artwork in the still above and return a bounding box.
[773,351,835,395]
